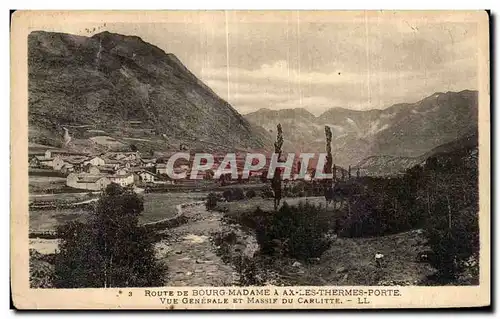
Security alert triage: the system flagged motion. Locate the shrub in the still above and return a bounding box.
[246,189,256,199]
[234,255,261,286]
[212,230,238,263]
[232,188,245,201]
[54,184,164,288]
[425,207,479,282]
[260,185,274,198]
[256,201,332,260]
[222,190,233,202]
[206,193,218,211]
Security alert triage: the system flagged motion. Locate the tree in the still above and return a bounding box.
[246,189,257,199]
[271,124,284,210]
[260,170,268,183]
[324,126,334,206]
[422,152,479,282]
[206,192,218,210]
[54,183,164,288]
[256,201,332,260]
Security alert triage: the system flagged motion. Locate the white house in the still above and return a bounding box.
[135,170,157,183]
[45,149,86,160]
[66,173,111,191]
[105,151,141,161]
[85,156,105,167]
[108,173,135,187]
[141,158,157,167]
[60,163,75,174]
[115,168,129,176]
[52,156,69,171]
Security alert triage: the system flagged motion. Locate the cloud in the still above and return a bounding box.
[61,15,480,115]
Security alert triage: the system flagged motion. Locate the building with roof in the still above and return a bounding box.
[60,163,75,175]
[134,170,158,183]
[108,173,135,187]
[84,156,106,167]
[44,149,88,160]
[66,173,111,191]
[140,158,157,167]
[104,151,141,161]
[29,155,54,168]
[88,165,116,175]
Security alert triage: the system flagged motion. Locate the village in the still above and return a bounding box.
[29,145,359,195]
[29,148,175,191]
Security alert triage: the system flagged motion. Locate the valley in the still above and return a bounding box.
[26,30,481,290]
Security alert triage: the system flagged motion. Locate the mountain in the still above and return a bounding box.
[355,130,478,176]
[244,90,478,167]
[244,108,322,151]
[28,31,273,154]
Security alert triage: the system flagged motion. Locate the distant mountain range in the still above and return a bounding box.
[245,90,478,168]
[28,31,272,154]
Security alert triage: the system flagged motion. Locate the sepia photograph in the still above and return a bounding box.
[11,10,490,309]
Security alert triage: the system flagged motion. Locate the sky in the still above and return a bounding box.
[48,11,480,116]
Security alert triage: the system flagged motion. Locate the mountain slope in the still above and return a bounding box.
[244,90,478,167]
[355,130,478,176]
[244,108,321,152]
[28,31,272,152]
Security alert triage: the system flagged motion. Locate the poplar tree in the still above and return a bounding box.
[324,126,334,206]
[271,124,284,210]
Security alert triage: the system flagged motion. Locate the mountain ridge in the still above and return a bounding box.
[354,130,478,176]
[28,30,273,153]
[244,90,478,167]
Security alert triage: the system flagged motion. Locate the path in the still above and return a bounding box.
[155,202,238,286]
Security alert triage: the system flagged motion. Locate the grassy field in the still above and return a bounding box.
[141,192,209,224]
[29,208,90,232]
[29,192,97,205]
[29,176,67,193]
[218,196,337,218]
[256,229,435,286]
[29,169,69,194]
[29,192,211,232]
[216,196,439,286]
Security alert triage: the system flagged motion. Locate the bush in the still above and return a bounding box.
[246,189,256,199]
[234,255,261,286]
[222,190,233,202]
[206,193,218,211]
[425,207,479,282]
[256,201,332,260]
[54,184,164,288]
[232,188,245,201]
[260,185,274,198]
[222,188,245,202]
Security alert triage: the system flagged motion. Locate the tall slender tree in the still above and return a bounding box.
[271,124,284,210]
[323,126,334,206]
